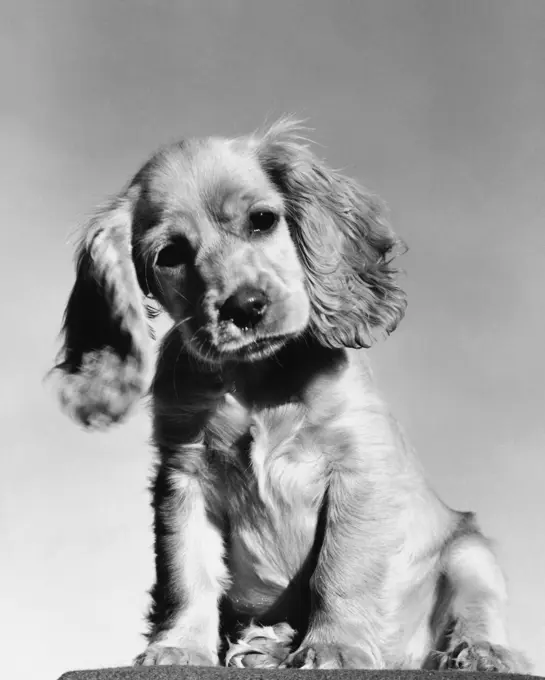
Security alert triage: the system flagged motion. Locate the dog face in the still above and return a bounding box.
[133,138,310,364]
[52,119,406,427]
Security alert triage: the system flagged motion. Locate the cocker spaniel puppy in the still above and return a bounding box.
[52,120,528,671]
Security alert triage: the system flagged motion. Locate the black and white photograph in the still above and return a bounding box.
[2,2,544,679]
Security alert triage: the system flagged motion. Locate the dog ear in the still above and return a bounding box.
[51,184,154,428]
[255,119,407,349]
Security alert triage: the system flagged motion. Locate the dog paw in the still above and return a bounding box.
[438,641,531,673]
[226,622,296,668]
[283,643,375,669]
[134,643,217,667]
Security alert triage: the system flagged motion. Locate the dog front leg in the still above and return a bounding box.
[285,466,394,670]
[135,448,230,667]
[435,527,530,672]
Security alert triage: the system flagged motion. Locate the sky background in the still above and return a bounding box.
[1,1,544,678]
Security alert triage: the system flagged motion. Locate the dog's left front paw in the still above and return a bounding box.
[134,643,217,667]
[283,643,375,669]
[439,641,531,673]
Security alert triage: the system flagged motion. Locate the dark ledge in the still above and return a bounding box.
[58,668,541,680]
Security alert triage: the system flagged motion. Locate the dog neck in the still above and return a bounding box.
[222,336,348,410]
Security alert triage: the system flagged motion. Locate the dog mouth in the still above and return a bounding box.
[215,332,291,361]
[183,323,296,363]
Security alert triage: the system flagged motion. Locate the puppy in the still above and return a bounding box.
[52,119,528,671]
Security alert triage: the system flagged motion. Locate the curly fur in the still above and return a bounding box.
[51,187,153,428]
[51,119,530,672]
[255,120,407,348]
[225,622,296,668]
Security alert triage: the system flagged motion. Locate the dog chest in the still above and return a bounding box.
[212,395,327,617]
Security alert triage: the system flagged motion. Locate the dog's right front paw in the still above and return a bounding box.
[134,643,217,666]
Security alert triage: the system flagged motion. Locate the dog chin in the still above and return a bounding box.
[187,333,293,365]
[219,335,288,362]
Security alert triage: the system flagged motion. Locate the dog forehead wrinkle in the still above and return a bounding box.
[204,185,252,225]
[191,141,280,207]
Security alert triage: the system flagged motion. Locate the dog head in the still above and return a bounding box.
[52,119,406,427]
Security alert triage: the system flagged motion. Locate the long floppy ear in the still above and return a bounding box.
[255,119,407,349]
[51,183,153,428]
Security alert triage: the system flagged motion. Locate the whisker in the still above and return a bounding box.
[170,316,195,398]
[173,288,191,304]
[142,249,155,297]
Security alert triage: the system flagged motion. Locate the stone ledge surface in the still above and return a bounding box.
[58,668,541,680]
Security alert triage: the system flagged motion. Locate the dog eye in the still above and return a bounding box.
[156,239,192,268]
[249,210,278,234]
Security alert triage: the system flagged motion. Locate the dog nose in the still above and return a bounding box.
[219,286,269,330]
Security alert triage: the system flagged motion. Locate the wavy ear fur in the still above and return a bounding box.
[255,119,407,349]
[52,184,153,428]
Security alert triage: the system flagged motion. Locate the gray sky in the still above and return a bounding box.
[1,1,544,677]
